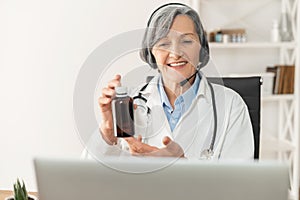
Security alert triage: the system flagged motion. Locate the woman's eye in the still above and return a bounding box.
[182,40,193,44]
[158,43,170,47]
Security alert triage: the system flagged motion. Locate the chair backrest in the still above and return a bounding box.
[208,77,261,159]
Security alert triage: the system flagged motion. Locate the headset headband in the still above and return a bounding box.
[147,3,191,27]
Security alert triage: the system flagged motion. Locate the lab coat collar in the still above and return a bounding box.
[196,72,212,105]
[138,75,160,95]
[137,75,162,110]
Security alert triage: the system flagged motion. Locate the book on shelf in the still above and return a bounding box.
[266,65,295,94]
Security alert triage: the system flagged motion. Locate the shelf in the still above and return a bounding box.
[260,135,296,152]
[262,94,294,101]
[209,42,297,49]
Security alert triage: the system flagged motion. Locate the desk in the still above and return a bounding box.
[0,190,38,199]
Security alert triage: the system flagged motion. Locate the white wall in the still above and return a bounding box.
[0,0,183,191]
[1,0,299,192]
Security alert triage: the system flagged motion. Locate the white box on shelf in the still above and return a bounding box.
[261,72,275,96]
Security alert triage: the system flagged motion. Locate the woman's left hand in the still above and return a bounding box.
[125,136,184,158]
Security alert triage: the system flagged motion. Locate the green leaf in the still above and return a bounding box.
[13,178,29,200]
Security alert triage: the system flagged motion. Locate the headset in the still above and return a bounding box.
[135,3,217,159]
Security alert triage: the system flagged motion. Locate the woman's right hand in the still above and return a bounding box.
[98,74,121,145]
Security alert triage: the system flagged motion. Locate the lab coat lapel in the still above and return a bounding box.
[137,76,172,147]
[138,75,163,113]
[174,73,212,133]
[172,75,214,155]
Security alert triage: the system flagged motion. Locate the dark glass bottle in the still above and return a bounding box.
[112,86,135,137]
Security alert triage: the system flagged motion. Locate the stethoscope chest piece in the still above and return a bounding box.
[200,149,214,160]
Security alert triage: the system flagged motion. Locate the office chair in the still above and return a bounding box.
[208,77,261,159]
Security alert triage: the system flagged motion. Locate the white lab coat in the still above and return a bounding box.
[84,73,254,160]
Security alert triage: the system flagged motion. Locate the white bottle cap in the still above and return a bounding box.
[115,86,127,96]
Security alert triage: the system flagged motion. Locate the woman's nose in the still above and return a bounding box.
[168,43,182,59]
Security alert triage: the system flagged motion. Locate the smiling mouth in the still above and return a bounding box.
[167,61,188,67]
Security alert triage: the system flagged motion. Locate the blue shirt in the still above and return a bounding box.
[158,74,200,132]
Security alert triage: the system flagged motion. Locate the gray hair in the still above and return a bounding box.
[139,5,209,69]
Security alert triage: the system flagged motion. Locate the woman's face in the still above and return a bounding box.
[151,15,201,85]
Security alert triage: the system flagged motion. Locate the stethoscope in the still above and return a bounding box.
[132,72,218,159]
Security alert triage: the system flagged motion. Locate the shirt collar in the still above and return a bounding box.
[158,73,201,111]
[181,74,200,109]
[158,76,172,111]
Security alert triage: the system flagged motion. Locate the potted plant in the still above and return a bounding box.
[5,179,37,200]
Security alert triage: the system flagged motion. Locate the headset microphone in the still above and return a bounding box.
[179,63,201,87]
[179,71,198,87]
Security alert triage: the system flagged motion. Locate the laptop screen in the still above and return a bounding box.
[34,157,289,200]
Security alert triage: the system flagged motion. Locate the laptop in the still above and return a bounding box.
[34,157,289,200]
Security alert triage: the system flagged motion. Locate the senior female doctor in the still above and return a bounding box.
[98,3,254,160]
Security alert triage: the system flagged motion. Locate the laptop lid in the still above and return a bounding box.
[34,157,289,200]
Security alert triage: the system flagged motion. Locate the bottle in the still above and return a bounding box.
[215,30,223,43]
[271,20,280,42]
[112,86,135,137]
[222,34,230,43]
[241,33,247,43]
[231,34,237,43]
[237,33,242,43]
[279,4,292,41]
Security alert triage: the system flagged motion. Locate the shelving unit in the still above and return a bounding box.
[209,41,296,48]
[187,0,299,199]
[262,94,295,101]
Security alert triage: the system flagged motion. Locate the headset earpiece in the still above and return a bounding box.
[146,48,157,69]
[199,36,209,68]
